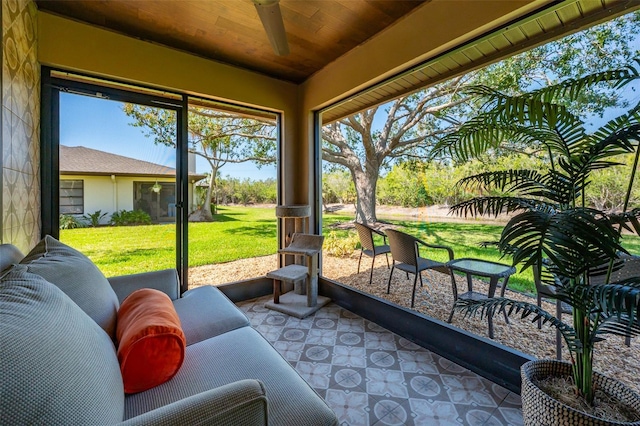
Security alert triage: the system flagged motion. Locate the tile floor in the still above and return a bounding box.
[237,295,523,426]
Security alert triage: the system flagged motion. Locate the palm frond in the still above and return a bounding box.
[611,208,640,235]
[588,282,640,327]
[499,208,623,276]
[463,85,582,129]
[564,124,640,186]
[453,297,581,352]
[456,169,544,192]
[449,197,556,219]
[598,315,640,339]
[468,61,640,123]
[430,115,559,162]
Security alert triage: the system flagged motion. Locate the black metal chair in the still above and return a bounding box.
[534,256,640,359]
[385,228,455,308]
[533,265,571,360]
[355,222,391,284]
[589,256,640,348]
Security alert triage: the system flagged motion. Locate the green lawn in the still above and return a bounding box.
[61,206,278,277]
[62,205,640,293]
[326,212,640,293]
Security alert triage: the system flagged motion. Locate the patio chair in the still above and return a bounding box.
[354,222,391,284]
[535,256,640,359]
[589,256,640,348]
[385,229,455,308]
[533,265,571,360]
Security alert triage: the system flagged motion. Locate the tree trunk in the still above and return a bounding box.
[198,174,215,222]
[353,168,378,224]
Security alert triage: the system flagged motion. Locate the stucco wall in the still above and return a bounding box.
[60,175,195,221]
[1,0,40,253]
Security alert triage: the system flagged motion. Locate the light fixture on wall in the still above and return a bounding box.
[253,0,290,56]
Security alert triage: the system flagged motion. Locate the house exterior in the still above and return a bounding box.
[60,146,205,223]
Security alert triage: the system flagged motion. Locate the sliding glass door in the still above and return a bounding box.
[41,68,187,288]
[41,69,283,292]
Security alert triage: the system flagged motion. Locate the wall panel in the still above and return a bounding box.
[1,0,40,253]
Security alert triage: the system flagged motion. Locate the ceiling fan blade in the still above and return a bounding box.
[253,0,290,56]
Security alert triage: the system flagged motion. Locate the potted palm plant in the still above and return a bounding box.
[432,60,640,424]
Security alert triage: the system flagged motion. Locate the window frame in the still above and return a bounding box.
[59,179,84,214]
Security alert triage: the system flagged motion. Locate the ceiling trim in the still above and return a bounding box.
[321,0,640,124]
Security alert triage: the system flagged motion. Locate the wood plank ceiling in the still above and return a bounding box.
[35,0,425,83]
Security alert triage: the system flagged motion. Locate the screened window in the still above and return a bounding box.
[60,179,84,214]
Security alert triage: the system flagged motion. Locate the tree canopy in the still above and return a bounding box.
[321,11,640,224]
[123,104,276,220]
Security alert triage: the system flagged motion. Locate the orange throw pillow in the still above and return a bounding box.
[116,288,186,394]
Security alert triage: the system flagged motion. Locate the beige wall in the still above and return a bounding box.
[1,0,40,253]
[61,175,197,222]
[37,12,303,209]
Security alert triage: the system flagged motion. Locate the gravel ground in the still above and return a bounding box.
[190,251,640,395]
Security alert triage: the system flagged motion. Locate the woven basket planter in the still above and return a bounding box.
[521,360,640,426]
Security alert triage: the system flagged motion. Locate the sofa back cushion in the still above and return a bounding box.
[0,266,125,425]
[0,244,23,274]
[20,235,120,339]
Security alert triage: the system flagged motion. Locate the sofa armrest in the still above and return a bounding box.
[108,269,180,303]
[120,379,268,426]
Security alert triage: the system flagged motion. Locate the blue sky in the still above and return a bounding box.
[59,92,277,180]
[60,72,640,181]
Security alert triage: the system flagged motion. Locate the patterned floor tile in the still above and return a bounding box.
[237,295,523,426]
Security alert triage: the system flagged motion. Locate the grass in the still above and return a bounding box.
[323,211,640,293]
[62,205,640,293]
[61,206,278,277]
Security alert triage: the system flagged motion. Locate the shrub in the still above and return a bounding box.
[324,231,359,257]
[110,210,152,226]
[82,210,108,227]
[59,214,85,230]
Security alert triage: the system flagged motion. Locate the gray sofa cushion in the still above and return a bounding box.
[20,235,120,338]
[0,266,125,425]
[0,244,23,274]
[124,327,337,425]
[173,285,250,345]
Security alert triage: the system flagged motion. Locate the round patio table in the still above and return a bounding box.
[446,258,516,339]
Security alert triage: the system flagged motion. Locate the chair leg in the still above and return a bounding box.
[555,300,562,360]
[357,251,363,274]
[418,271,423,287]
[447,306,455,323]
[385,253,390,269]
[411,273,418,308]
[387,265,395,294]
[369,256,375,285]
[449,271,458,301]
[537,294,542,330]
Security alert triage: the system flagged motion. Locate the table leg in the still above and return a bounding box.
[500,276,510,324]
[488,309,494,339]
[487,276,499,338]
[273,279,280,304]
[466,273,473,292]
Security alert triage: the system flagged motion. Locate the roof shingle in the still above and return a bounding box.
[60,146,204,179]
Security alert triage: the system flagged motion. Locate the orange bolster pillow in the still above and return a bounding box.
[116,288,186,394]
